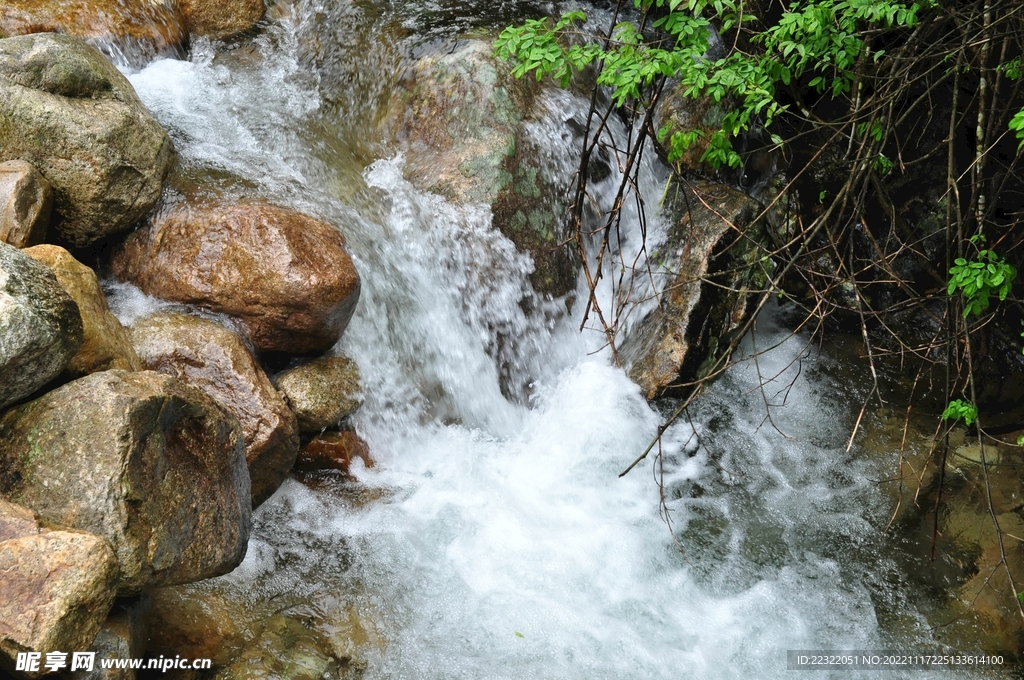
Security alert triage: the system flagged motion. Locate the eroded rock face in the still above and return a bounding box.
[0,160,52,248]
[111,201,360,354]
[0,502,118,678]
[620,179,771,399]
[0,0,186,55]
[129,312,299,506]
[275,356,361,433]
[0,370,250,595]
[24,245,143,376]
[390,40,578,297]
[178,0,265,39]
[0,33,174,246]
[0,241,83,410]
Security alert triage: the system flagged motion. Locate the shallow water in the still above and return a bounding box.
[109,2,1010,677]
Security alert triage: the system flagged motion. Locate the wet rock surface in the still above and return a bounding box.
[24,245,143,376]
[0,241,83,410]
[111,201,361,354]
[178,0,265,40]
[0,33,173,246]
[0,370,250,595]
[0,160,52,248]
[275,356,362,433]
[71,599,150,680]
[129,312,299,507]
[620,178,771,399]
[390,40,578,297]
[0,0,186,55]
[296,430,373,478]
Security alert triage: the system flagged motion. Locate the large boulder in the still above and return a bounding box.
[274,356,361,433]
[0,500,119,678]
[390,40,578,297]
[0,0,186,55]
[129,312,299,506]
[24,244,143,376]
[0,160,52,248]
[0,33,174,246]
[0,241,83,410]
[0,370,250,595]
[620,179,772,399]
[177,0,265,40]
[111,201,361,354]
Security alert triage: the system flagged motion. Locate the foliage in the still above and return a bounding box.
[942,399,978,427]
[496,0,930,168]
[947,248,1017,318]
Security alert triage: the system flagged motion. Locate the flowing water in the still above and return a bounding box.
[104,1,1012,677]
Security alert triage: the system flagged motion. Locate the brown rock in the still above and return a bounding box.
[24,245,143,375]
[275,356,362,433]
[619,179,771,399]
[0,0,186,54]
[0,370,251,595]
[0,160,51,248]
[0,531,118,676]
[147,587,250,667]
[0,33,174,246]
[178,0,265,40]
[129,312,299,507]
[296,430,373,478]
[111,201,360,353]
[0,497,40,542]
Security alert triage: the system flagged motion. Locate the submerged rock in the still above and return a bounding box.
[129,312,299,507]
[0,33,174,246]
[213,614,341,680]
[390,40,578,297]
[148,587,250,668]
[111,201,361,354]
[0,500,119,678]
[275,356,362,433]
[24,244,143,376]
[0,0,186,55]
[0,160,52,248]
[620,179,771,399]
[0,241,83,410]
[0,370,250,595]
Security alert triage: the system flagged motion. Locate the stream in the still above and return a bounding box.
[105,1,1012,677]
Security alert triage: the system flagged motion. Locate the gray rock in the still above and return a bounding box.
[71,599,151,680]
[390,40,578,297]
[129,312,299,507]
[0,160,52,248]
[0,500,118,678]
[0,240,83,410]
[0,370,251,595]
[275,356,362,433]
[620,179,772,399]
[0,33,173,246]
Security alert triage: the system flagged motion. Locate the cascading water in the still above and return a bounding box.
[105,2,1008,677]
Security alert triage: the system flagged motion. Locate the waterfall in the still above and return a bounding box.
[107,3,996,677]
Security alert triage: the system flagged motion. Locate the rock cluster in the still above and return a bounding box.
[0,28,367,678]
